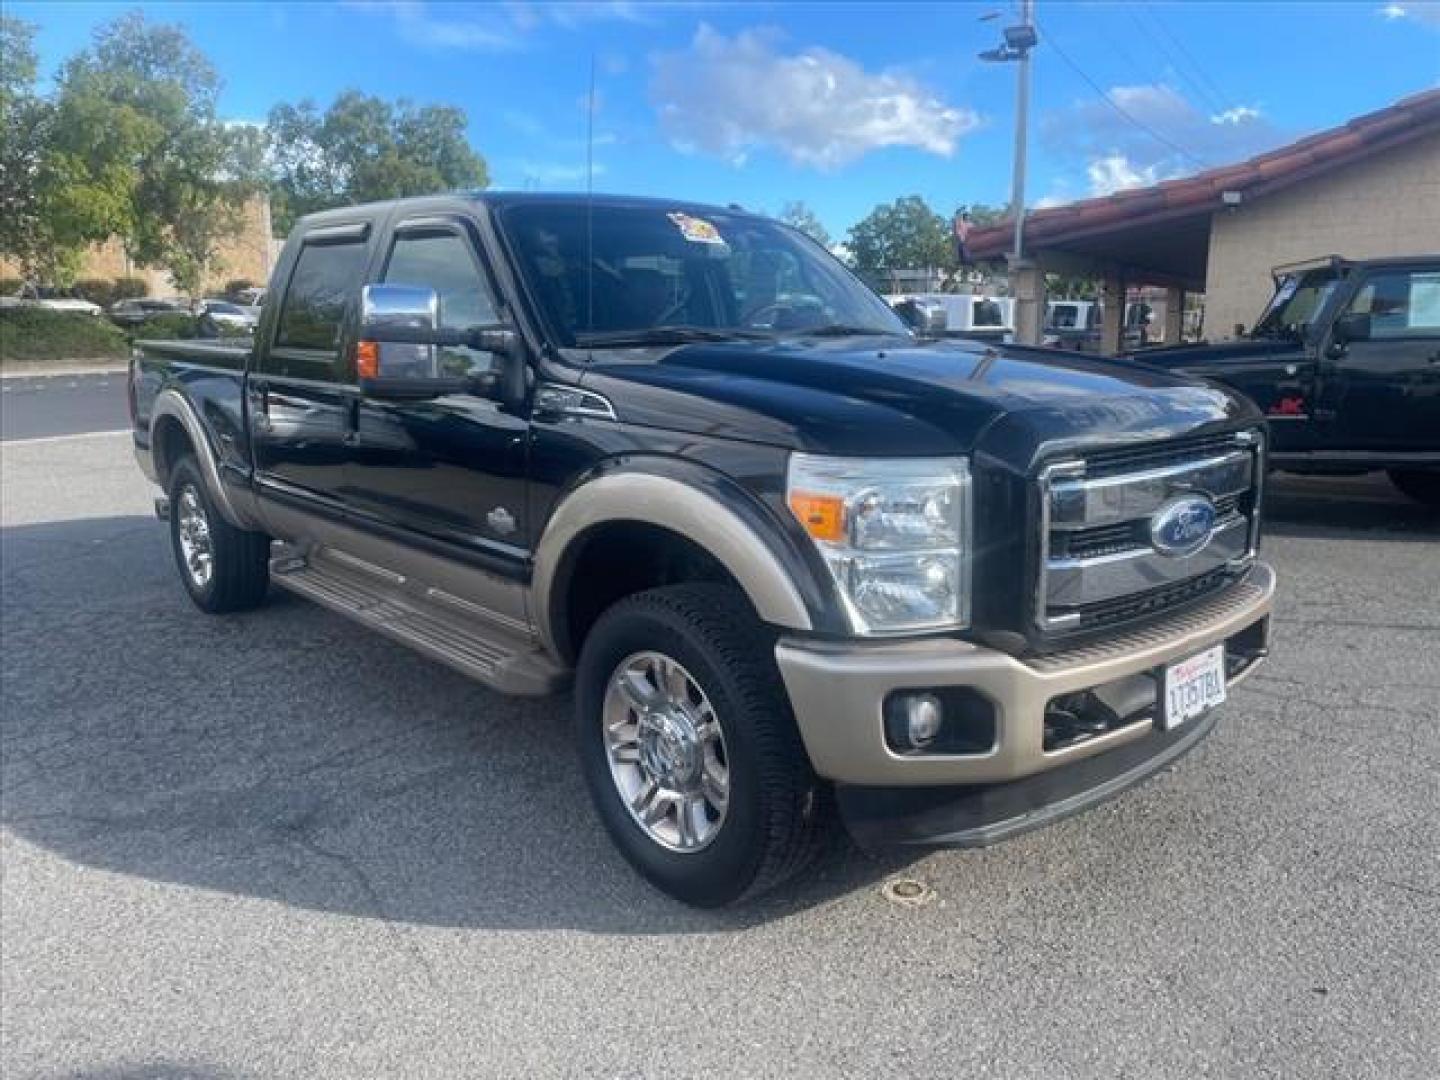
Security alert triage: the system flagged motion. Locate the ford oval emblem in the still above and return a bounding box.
[1149,495,1217,557]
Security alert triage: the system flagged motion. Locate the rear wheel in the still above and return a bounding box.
[1388,468,1440,509]
[575,583,830,906]
[168,456,271,613]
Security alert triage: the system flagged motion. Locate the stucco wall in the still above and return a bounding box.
[1204,132,1440,339]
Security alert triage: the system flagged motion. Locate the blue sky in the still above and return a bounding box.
[11,1,1440,239]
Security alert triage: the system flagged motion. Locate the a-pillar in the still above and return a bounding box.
[1008,256,1046,346]
[1100,269,1126,356]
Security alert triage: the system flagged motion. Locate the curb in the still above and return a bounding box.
[0,362,129,379]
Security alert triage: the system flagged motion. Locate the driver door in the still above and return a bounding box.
[1319,265,1440,452]
[343,216,531,567]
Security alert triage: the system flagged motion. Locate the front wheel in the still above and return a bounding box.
[168,456,271,613]
[575,584,830,906]
[1388,468,1440,509]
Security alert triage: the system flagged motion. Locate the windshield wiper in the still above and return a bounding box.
[795,324,896,337]
[574,326,773,347]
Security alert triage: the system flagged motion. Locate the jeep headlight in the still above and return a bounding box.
[786,454,971,635]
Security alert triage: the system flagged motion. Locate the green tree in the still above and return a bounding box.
[49,12,264,295]
[266,91,488,233]
[777,201,831,248]
[0,17,79,283]
[846,195,953,288]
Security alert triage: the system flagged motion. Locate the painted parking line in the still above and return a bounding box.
[2,429,132,447]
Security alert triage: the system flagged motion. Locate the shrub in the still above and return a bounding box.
[0,306,130,365]
[113,276,149,300]
[0,277,22,296]
[72,278,119,308]
[129,312,199,340]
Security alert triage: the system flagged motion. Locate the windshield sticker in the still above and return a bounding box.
[668,212,726,245]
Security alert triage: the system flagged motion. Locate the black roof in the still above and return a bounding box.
[298,191,765,229]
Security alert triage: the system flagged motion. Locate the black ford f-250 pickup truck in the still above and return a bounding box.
[1138,254,1440,506]
[130,193,1275,905]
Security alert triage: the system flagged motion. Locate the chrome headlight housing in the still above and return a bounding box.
[786,454,971,635]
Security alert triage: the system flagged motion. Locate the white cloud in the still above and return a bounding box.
[1042,83,1283,197]
[506,160,609,187]
[1086,154,1165,196]
[346,1,665,51]
[345,1,517,51]
[1211,105,1262,126]
[1377,2,1440,26]
[650,25,982,170]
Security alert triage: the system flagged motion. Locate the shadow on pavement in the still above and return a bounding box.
[1261,470,1439,541]
[1,515,913,935]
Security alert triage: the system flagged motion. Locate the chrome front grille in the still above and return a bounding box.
[1036,430,1262,634]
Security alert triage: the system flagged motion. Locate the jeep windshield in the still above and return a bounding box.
[497,201,907,349]
[1251,267,1342,339]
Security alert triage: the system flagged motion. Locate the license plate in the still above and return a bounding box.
[1162,645,1227,730]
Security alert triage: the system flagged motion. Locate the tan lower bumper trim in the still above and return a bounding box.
[776,564,1275,787]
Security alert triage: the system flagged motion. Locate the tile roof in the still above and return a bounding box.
[967,88,1440,260]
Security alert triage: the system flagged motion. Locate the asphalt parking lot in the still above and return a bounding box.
[2,408,1437,1078]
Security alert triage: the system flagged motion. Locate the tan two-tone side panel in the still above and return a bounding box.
[530,472,813,656]
[151,390,263,531]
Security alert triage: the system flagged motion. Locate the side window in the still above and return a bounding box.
[383,230,500,376]
[272,238,369,379]
[1347,270,1440,338]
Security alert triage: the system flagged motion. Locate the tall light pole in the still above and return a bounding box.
[980,1,1037,258]
[980,2,1040,339]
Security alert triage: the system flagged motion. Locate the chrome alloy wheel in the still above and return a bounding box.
[176,483,215,589]
[602,651,730,853]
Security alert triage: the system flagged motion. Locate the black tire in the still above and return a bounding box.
[575,583,831,906]
[167,455,271,613]
[1388,469,1440,509]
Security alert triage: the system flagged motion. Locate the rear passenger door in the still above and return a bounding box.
[344,215,532,572]
[250,222,373,522]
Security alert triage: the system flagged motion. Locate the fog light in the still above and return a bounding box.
[903,693,944,748]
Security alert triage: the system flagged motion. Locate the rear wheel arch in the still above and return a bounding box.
[148,390,259,530]
[151,413,195,490]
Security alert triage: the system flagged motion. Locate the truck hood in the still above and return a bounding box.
[581,335,1259,466]
[1127,336,1306,370]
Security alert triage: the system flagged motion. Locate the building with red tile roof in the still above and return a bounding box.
[967,89,1440,349]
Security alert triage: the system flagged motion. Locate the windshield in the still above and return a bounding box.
[204,301,244,315]
[1252,268,1341,338]
[497,202,906,348]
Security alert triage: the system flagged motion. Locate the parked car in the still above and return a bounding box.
[884,292,1014,342]
[1,285,103,316]
[1136,254,1440,506]
[109,298,188,327]
[130,193,1275,905]
[195,299,257,337]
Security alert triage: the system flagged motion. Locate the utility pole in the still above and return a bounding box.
[1011,0,1033,260]
[980,2,1041,343]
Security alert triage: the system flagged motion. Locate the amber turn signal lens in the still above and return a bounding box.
[788,492,845,543]
[356,340,379,379]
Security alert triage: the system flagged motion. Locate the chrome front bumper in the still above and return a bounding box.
[776,563,1275,787]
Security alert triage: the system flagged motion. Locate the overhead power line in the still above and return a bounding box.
[1125,6,1227,118]
[1035,20,1211,173]
[1140,1,1244,117]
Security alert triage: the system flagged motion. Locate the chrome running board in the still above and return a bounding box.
[270,544,569,696]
